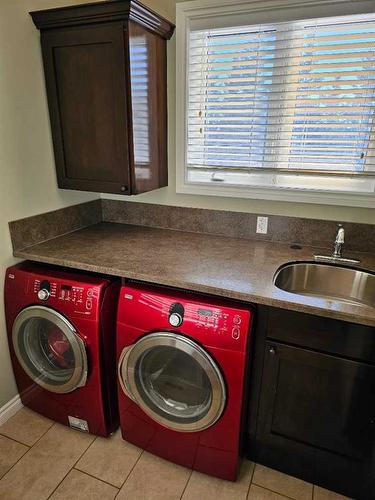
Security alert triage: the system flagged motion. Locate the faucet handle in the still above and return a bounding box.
[335,224,345,243]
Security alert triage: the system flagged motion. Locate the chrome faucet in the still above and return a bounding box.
[332,224,345,258]
[313,224,360,264]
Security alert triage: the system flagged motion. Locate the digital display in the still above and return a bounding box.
[61,284,72,291]
[197,308,213,317]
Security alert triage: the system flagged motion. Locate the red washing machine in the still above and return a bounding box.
[117,283,253,480]
[4,262,120,437]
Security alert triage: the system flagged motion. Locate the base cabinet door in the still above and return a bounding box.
[256,342,375,499]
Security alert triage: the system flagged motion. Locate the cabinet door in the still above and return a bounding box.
[41,23,130,194]
[257,342,375,496]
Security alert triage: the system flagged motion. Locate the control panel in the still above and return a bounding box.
[120,285,252,352]
[195,307,243,340]
[30,276,102,318]
[33,279,57,300]
[159,300,242,336]
[5,264,109,324]
[33,279,87,304]
[58,284,85,304]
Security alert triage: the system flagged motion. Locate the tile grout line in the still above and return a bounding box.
[251,478,305,500]
[0,417,55,484]
[0,436,30,482]
[45,432,99,500]
[0,416,54,449]
[73,464,122,490]
[245,461,256,499]
[251,463,315,500]
[114,448,145,498]
[179,468,194,500]
[250,483,299,500]
[0,431,32,450]
[71,467,120,492]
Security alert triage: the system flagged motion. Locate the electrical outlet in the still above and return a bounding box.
[256,216,268,234]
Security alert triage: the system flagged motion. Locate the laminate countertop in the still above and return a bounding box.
[13,222,375,327]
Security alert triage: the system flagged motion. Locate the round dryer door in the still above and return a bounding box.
[118,332,226,432]
[12,306,88,394]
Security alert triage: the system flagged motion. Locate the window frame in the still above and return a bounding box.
[176,0,375,207]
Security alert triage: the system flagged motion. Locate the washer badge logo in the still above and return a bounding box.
[68,416,89,433]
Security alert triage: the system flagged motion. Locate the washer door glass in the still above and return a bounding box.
[119,332,226,432]
[12,306,87,394]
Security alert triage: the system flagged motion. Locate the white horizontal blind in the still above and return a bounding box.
[187,14,375,178]
[129,36,150,165]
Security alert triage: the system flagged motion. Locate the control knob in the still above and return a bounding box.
[169,313,183,327]
[169,302,185,327]
[38,289,50,301]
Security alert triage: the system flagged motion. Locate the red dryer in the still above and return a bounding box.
[4,262,119,437]
[117,283,253,480]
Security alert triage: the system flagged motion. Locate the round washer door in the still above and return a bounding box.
[118,332,226,432]
[12,306,88,394]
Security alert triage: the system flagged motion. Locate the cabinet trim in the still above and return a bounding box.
[30,0,175,40]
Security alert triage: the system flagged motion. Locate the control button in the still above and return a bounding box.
[232,327,240,340]
[86,299,92,310]
[169,313,183,327]
[38,289,50,301]
[233,315,242,325]
[169,303,185,327]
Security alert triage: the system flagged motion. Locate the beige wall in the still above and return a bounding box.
[0,0,99,408]
[103,0,375,224]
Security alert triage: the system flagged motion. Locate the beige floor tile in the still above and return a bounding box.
[248,484,290,499]
[117,451,191,500]
[75,430,142,487]
[0,435,28,479]
[0,408,53,446]
[314,485,352,500]
[49,469,118,500]
[0,423,95,500]
[182,460,254,500]
[252,464,313,500]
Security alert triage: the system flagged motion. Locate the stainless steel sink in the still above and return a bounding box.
[274,262,375,308]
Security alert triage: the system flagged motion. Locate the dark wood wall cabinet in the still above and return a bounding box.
[31,1,174,195]
[247,307,375,500]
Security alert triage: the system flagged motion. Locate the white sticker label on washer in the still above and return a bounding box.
[68,416,89,433]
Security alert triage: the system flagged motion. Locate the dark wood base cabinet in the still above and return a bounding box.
[247,307,375,499]
[31,1,174,195]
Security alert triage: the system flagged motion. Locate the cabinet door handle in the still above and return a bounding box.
[269,346,276,355]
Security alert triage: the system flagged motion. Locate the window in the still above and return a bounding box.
[176,0,375,206]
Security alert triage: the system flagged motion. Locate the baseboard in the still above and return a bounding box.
[0,394,23,426]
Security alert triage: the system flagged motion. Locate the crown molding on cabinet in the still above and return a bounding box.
[30,0,175,39]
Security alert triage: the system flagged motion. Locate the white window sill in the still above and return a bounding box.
[176,179,375,208]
